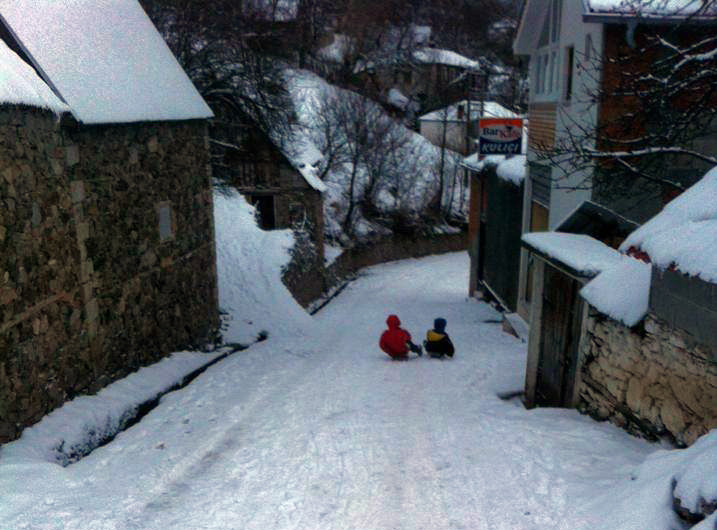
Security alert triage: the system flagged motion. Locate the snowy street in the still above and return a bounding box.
[1,251,659,530]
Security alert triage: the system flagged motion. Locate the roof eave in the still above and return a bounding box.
[583,11,717,25]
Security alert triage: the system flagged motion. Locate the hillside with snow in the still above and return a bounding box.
[285,69,467,245]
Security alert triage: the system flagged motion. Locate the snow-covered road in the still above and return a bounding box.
[1,252,659,529]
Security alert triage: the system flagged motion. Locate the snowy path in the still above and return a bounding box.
[1,253,656,529]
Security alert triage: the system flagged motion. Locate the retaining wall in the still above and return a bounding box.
[578,311,717,446]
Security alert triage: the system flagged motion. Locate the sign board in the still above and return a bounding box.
[478,118,523,155]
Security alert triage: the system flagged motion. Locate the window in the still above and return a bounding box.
[584,34,593,62]
[534,1,562,98]
[157,202,175,242]
[551,0,562,43]
[564,46,574,102]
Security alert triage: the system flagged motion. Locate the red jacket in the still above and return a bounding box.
[380,315,412,358]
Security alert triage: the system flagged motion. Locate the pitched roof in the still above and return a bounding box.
[0,39,67,113]
[515,0,717,55]
[0,0,213,125]
[419,100,518,122]
[584,0,717,19]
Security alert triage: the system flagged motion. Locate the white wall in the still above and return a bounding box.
[548,1,604,228]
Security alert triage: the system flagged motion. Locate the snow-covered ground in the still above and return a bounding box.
[1,192,713,529]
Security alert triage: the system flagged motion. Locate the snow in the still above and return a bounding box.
[462,154,527,185]
[213,190,315,344]
[283,138,328,192]
[620,166,717,282]
[413,47,483,69]
[580,256,652,327]
[0,352,223,466]
[587,0,717,15]
[0,0,213,124]
[673,430,717,517]
[419,99,518,122]
[286,69,467,244]
[0,39,68,113]
[323,243,343,266]
[1,215,715,529]
[496,155,527,185]
[387,87,410,109]
[317,34,352,63]
[579,429,717,529]
[0,247,670,530]
[522,232,623,277]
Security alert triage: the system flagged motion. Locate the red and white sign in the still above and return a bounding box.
[478,118,524,155]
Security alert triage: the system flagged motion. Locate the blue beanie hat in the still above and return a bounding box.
[434,318,447,332]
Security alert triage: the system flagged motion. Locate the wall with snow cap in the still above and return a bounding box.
[0,106,218,443]
[578,311,717,447]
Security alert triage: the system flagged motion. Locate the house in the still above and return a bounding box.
[0,0,217,443]
[512,0,717,321]
[521,166,717,446]
[519,203,638,408]
[577,166,717,447]
[356,47,500,120]
[462,154,526,316]
[418,100,518,155]
[210,111,327,307]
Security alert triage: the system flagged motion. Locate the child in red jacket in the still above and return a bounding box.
[380,315,422,360]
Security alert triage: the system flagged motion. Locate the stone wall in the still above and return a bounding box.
[578,310,717,446]
[284,231,467,308]
[0,106,218,443]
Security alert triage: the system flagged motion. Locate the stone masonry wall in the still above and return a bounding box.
[578,310,717,446]
[0,106,218,443]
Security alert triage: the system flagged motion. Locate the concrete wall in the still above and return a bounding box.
[0,106,218,442]
[578,311,717,446]
[284,232,467,308]
[419,120,467,154]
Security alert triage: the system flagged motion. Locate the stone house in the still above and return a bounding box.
[521,166,717,447]
[577,167,717,447]
[0,1,217,443]
[512,0,717,322]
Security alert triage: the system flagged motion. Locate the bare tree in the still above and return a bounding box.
[539,1,717,216]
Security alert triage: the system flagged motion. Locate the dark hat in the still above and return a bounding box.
[434,318,446,332]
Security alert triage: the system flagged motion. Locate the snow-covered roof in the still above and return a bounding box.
[515,0,717,55]
[419,100,518,122]
[580,256,652,327]
[585,0,717,18]
[413,48,482,70]
[620,166,717,283]
[462,154,526,185]
[0,0,213,125]
[281,137,327,193]
[522,232,623,277]
[0,39,68,114]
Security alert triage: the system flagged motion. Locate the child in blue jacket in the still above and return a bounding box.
[423,318,455,359]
